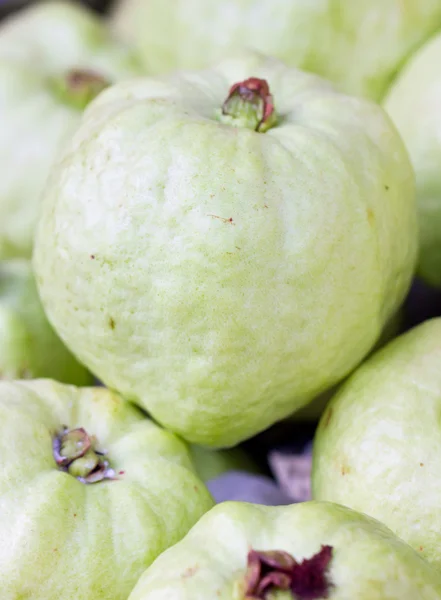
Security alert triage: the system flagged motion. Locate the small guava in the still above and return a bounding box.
[34,52,417,447]
[189,444,259,483]
[0,379,213,600]
[0,0,141,259]
[0,259,91,384]
[110,0,441,100]
[384,32,441,288]
[312,318,441,568]
[128,500,441,600]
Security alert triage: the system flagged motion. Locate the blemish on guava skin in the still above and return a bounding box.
[207,214,235,224]
[182,565,199,579]
[384,185,389,191]
[367,208,375,226]
[341,465,350,476]
[323,408,333,429]
[419,546,424,552]
[420,463,424,467]
[90,254,95,260]
[108,317,116,330]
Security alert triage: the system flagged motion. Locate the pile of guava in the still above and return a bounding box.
[1,1,441,598]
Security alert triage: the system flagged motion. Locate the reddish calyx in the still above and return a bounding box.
[244,545,333,600]
[219,77,277,133]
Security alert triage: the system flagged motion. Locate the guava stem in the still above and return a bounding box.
[217,78,277,133]
[53,427,115,484]
[49,69,110,110]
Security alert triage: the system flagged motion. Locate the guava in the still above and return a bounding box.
[189,445,259,483]
[127,500,441,600]
[0,379,213,600]
[312,318,441,568]
[110,0,441,101]
[384,32,441,288]
[33,52,417,447]
[0,259,91,383]
[0,0,141,259]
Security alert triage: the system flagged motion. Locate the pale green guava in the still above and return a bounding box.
[0,259,91,383]
[128,500,441,600]
[0,0,141,259]
[33,52,417,447]
[110,0,441,101]
[0,379,213,600]
[384,33,441,288]
[312,318,441,568]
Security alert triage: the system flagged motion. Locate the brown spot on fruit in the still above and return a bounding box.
[384,185,389,191]
[323,408,333,429]
[108,317,115,330]
[420,463,424,467]
[90,255,95,259]
[419,546,424,552]
[182,565,199,579]
[341,465,350,476]
[367,208,375,226]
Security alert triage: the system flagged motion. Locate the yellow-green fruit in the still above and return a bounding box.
[384,32,441,288]
[110,0,441,101]
[128,501,441,600]
[34,52,417,447]
[312,319,441,568]
[0,259,91,384]
[0,379,213,600]
[0,0,141,259]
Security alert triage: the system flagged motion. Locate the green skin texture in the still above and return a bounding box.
[384,33,441,288]
[0,259,91,383]
[0,379,213,600]
[189,445,259,482]
[128,500,441,600]
[110,0,441,101]
[0,0,141,259]
[33,52,417,448]
[312,318,441,568]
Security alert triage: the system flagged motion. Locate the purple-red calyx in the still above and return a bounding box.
[53,426,115,484]
[244,545,333,600]
[219,77,277,133]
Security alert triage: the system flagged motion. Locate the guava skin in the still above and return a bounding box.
[110,0,441,101]
[312,318,441,568]
[128,501,441,600]
[384,33,441,288]
[33,53,417,447]
[0,1,141,260]
[0,379,213,600]
[0,259,92,384]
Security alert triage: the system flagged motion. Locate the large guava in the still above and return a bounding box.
[33,52,417,447]
[0,0,141,259]
[0,379,213,600]
[110,0,441,101]
[128,500,441,600]
[0,259,91,384]
[312,318,441,568]
[384,32,441,288]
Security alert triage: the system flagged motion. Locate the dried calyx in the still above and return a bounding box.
[49,68,110,110]
[244,545,333,600]
[217,77,277,133]
[53,427,115,484]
